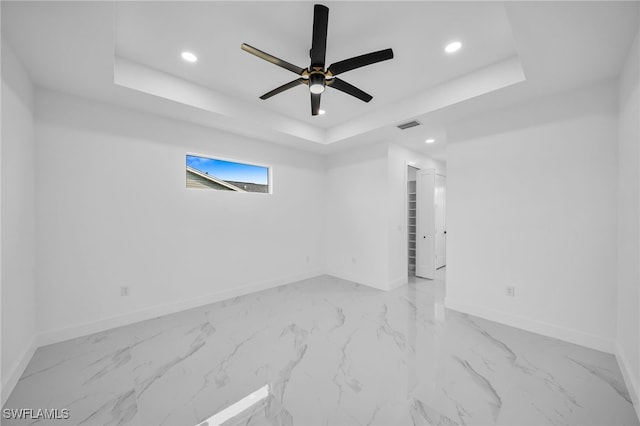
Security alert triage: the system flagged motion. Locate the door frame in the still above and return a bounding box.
[404,161,446,279]
[435,173,447,269]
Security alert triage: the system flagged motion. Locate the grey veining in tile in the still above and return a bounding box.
[3,274,638,425]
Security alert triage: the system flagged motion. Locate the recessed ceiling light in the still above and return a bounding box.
[425,138,435,144]
[319,109,326,115]
[181,51,198,63]
[444,41,462,54]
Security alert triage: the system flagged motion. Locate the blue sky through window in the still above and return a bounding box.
[186,155,268,185]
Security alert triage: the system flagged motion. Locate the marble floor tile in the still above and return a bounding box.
[3,273,638,425]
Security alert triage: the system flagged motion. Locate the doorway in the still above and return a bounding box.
[407,165,446,279]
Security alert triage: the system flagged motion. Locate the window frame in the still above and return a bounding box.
[185,152,273,194]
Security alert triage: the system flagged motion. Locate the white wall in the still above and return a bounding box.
[387,143,445,287]
[325,142,446,291]
[35,90,326,343]
[325,142,389,290]
[617,28,640,415]
[1,40,37,404]
[446,81,619,352]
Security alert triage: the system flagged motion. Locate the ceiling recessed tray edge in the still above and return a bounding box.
[112,2,525,146]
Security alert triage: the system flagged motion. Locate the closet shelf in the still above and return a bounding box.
[408,179,417,276]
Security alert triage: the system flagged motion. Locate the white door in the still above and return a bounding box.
[416,169,435,279]
[435,174,446,269]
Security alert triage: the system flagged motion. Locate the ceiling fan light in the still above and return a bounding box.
[310,84,325,94]
[309,73,325,94]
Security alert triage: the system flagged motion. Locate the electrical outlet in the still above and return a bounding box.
[505,286,515,297]
[306,255,310,263]
[120,286,129,297]
[352,257,357,264]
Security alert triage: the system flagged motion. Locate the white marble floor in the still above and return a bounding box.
[3,274,638,426]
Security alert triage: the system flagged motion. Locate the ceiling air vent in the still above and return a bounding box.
[396,120,421,130]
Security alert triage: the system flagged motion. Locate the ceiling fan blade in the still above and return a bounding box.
[310,4,329,68]
[328,48,394,76]
[260,78,306,100]
[241,43,305,75]
[311,92,321,116]
[329,78,373,102]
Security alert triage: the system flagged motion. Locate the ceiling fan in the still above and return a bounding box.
[241,4,394,116]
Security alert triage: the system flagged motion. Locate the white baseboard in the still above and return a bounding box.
[444,297,615,354]
[616,343,640,422]
[328,273,406,291]
[1,335,37,407]
[38,270,324,347]
[325,271,388,292]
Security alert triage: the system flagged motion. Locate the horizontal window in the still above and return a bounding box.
[186,154,270,193]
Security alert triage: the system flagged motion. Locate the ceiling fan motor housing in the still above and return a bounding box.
[309,72,326,94]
